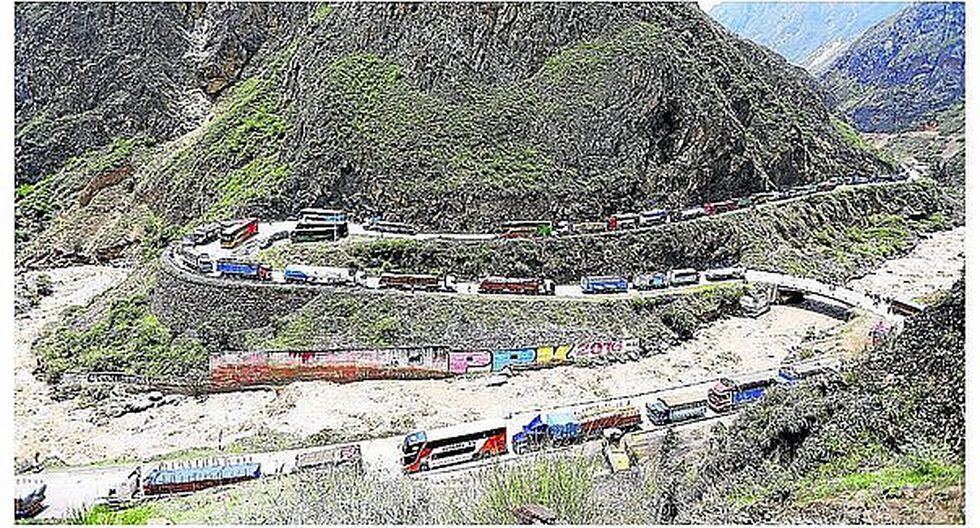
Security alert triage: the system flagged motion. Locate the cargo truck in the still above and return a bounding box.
[284,265,361,286]
[633,273,668,290]
[478,276,555,295]
[216,259,272,281]
[580,275,629,294]
[646,395,707,426]
[379,273,456,292]
[511,404,641,454]
[707,375,773,413]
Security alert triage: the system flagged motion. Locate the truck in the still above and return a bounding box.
[511,404,641,454]
[177,245,213,274]
[284,264,361,286]
[499,220,553,238]
[379,273,456,292]
[607,213,640,231]
[216,259,272,281]
[646,395,707,426]
[751,191,779,204]
[667,268,699,287]
[633,273,668,290]
[142,460,261,496]
[14,480,46,519]
[580,275,629,294]
[703,200,737,215]
[816,178,841,192]
[704,267,745,281]
[602,428,632,472]
[478,276,555,295]
[638,209,670,226]
[295,444,363,472]
[677,207,706,222]
[707,375,774,413]
[366,219,417,235]
[775,362,836,386]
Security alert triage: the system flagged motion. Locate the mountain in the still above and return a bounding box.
[14,2,889,267]
[13,3,307,186]
[709,2,906,71]
[820,3,965,133]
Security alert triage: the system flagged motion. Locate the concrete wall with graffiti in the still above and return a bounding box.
[210,339,640,388]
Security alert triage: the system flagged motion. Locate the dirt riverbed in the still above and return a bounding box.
[13,228,965,465]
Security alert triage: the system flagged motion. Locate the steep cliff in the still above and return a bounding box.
[14,3,306,187]
[820,3,964,133]
[16,2,889,268]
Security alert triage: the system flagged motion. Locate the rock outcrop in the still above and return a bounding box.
[14,2,306,185]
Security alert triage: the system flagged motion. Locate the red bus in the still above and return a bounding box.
[402,422,508,473]
[477,277,555,295]
[220,218,259,249]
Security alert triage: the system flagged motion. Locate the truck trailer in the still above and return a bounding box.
[580,276,629,294]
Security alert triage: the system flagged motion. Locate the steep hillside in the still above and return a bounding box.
[709,2,905,71]
[820,3,964,133]
[657,276,965,523]
[15,2,889,268]
[14,3,306,186]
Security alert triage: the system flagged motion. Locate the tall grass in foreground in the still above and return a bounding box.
[469,453,603,523]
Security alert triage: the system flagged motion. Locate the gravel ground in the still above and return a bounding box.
[13,227,965,466]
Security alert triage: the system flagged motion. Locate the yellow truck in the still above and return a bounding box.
[602,428,632,472]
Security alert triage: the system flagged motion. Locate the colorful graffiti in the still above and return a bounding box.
[209,339,640,388]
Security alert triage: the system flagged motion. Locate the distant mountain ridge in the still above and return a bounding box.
[709,2,906,71]
[820,2,965,132]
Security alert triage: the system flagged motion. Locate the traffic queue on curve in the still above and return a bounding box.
[400,361,836,474]
[176,214,747,296]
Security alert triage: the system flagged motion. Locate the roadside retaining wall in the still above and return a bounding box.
[209,339,639,387]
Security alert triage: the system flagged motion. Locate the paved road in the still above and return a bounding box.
[28,356,843,519]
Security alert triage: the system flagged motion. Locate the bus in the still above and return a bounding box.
[299,208,347,223]
[499,220,553,238]
[291,221,348,242]
[402,421,508,473]
[220,218,259,249]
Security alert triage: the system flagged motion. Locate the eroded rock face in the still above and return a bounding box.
[13,2,305,185]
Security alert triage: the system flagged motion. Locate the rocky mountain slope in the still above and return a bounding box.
[657,276,965,523]
[15,2,889,268]
[709,2,905,71]
[14,3,305,186]
[820,2,964,133]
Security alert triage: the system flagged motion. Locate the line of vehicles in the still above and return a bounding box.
[185,172,907,254]
[21,362,835,517]
[400,361,836,474]
[177,243,746,297]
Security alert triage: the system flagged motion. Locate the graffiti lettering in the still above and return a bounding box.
[210,339,640,387]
